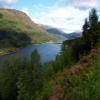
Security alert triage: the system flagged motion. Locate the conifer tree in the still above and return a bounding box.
[82,8,99,47]
[83,18,90,44]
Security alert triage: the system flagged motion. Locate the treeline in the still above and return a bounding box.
[0,48,63,100]
[0,50,45,100]
[0,30,31,48]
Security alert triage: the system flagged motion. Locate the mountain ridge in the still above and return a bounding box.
[45,26,82,40]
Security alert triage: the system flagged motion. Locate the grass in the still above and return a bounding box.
[0,48,17,56]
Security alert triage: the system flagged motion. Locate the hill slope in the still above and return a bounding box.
[45,26,81,41]
[0,8,56,47]
[49,47,100,100]
[46,28,67,42]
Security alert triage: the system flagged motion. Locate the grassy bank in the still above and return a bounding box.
[0,48,17,56]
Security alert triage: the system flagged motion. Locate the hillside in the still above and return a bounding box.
[63,32,82,39]
[45,26,81,41]
[49,46,100,100]
[46,27,66,42]
[0,8,56,47]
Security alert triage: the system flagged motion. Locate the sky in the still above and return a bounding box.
[0,0,100,33]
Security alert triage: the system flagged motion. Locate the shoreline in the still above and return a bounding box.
[0,48,19,56]
[0,42,62,57]
[31,42,62,44]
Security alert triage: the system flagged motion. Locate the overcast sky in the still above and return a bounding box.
[0,0,100,33]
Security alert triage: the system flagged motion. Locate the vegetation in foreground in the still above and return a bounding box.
[61,52,100,100]
[0,8,100,100]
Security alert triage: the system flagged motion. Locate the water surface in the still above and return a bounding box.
[0,44,61,65]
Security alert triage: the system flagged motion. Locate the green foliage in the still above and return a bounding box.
[31,49,41,68]
[0,48,72,100]
[0,50,44,100]
[0,30,31,48]
[34,81,53,100]
[59,8,100,100]
[82,8,99,48]
[61,57,100,100]
[89,8,98,27]
[17,50,44,100]
[83,19,90,45]
[17,69,35,100]
[0,59,29,100]
[63,8,100,65]
[62,38,91,66]
[0,62,17,100]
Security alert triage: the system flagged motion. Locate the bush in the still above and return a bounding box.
[61,57,100,100]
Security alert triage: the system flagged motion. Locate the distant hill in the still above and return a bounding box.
[46,28,66,42]
[0,8,56,48]
[63,32,82,39]
[45,26,81,41]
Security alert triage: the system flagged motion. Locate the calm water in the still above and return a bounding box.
[0,44,62,65]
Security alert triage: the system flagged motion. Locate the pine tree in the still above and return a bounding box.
[89,8,98,27]
[89,8,98,47]
[17,68,35,100]
[83,18,90,44]
[82,8,99,48]
[31,49,43,90]
[31,49,41,69]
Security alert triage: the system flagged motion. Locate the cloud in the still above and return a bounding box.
[73,0,97,10]
[0,0,17,4]
[26,1,91,33]
[21,8,30,15]
[19,0,100,33]
[0,0,18,8]
[1,0,99,33]
[64,0,100,10]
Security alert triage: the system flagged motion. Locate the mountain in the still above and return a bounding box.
[46,27,64,35]
[63,32,82,39]
[45,26,81,40]
[46,28,67,42]
[0,8,56,48]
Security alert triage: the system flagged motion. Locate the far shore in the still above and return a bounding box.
[0,48,18,56]
[0,42,62,56]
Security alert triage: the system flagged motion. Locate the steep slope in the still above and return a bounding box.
[0,8,56,46]
[46,28,66,42]
[49,47,100,100]
[45,26,81,41]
